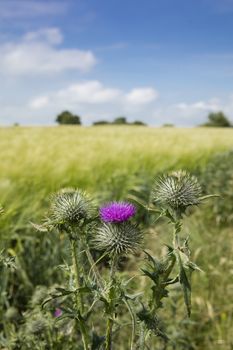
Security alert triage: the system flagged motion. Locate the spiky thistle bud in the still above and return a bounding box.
[26,316,48,335]
[152,170,202,215]
[50,188,95,229]
[5,307,19,321]
[94,222,143,256]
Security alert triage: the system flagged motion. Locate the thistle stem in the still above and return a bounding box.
[110,254,117,279]
[105,318,114,350]
[70,238,89,350]
[139,323,146,350]
[173,221,181,249]
[79,321,90,350]
[105,255,118,350]
[71,239,83,312]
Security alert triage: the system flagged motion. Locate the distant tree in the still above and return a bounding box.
[201,111,232,127]
[131,120,147,126]
[56,111,81,125]
[112,116,127,125]
[93,120,110,125]
[162,123,174,127]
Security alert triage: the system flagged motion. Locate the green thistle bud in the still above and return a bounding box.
[5,307,19,321]
[152,170,202,214]
[94,222,143,256]
[27,316,48,335]
[50,188,95,228]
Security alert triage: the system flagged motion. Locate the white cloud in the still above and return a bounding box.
[175,98,221,112]
[29,81,159,112]
[0,28,97,75]
[29,96,49,109]
[165,96,233,125]
[23,28,63,45]
[0,1,67,19]
[125,87,159,105]
[56,81,121,104]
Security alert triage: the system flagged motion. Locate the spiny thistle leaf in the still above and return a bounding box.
[176,251,192,317]
[142,250,176,309]
[137,306,169,341]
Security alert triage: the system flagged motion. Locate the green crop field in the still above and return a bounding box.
[1,125,233,199]
[0,126,233,350]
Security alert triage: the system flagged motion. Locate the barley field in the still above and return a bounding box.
[0,126,233,350]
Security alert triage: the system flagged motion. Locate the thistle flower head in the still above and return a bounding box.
[100,201,136,223]
[54,308,62,318]
[50,188,94,227]
[152,170,202,214]
[94,222,143,256]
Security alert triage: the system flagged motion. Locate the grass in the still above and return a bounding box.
[0,125,233,349]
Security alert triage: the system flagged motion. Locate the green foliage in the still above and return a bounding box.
[201,111,232,127]
[131,120,147,126]
[93,118,147,126]
[200,150,233,225]
[0,128,233,349]
[112,116,127,124]
[56,110,81,125]
[93,120,110,125]
[162,123,174,127]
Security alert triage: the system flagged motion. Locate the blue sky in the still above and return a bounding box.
[0,0,233,126]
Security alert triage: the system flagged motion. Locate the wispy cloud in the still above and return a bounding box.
[204,0,233,13]
[95,42,128,51]
[175,98,221,112]
[0,0,68,19]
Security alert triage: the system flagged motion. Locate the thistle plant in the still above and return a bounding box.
[28,171,214,350]
[95,202,142,350]
[134,170,215,348]
[32,188,98,350]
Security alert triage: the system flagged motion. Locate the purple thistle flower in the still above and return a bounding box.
[54,308,62,318]
[100,202,136,223]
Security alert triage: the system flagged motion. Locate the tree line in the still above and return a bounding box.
[55,111,146,126]
[55,110,232,127]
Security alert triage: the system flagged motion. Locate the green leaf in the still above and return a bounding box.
[30,222,49,232]
[55,287,77,295]
[176,251,192,317]
[199,194,220,201]
[164,209,176,223]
